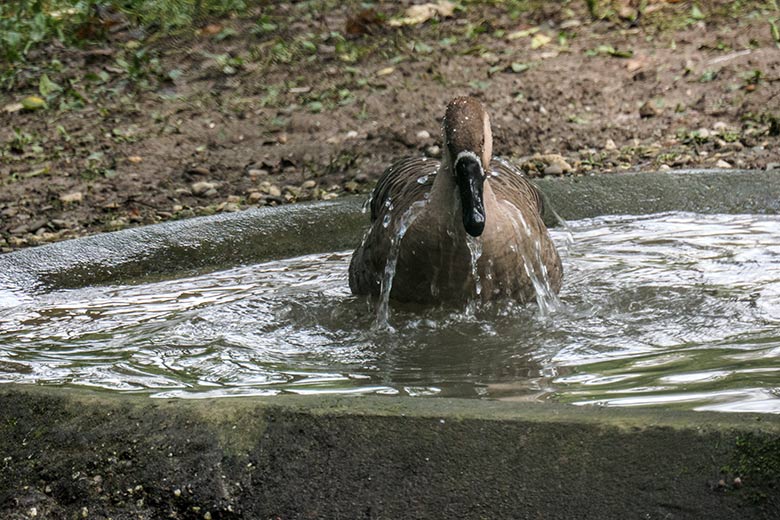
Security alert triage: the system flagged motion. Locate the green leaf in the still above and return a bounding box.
[699,69,718,82]
[510,62,530,73]
[770,20,780,47]
[39,74,62,97]
[21,96,46,110]
[215,28,238,41]
[691,5,705,20]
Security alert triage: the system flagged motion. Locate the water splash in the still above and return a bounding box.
[465,235,483,297]
[375,200,428,330]
[381,198,394,228]
[505,202,562,316]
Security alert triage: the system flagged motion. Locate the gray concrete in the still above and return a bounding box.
[2,168,780,292]
[1,386,779,519]
[1,169,780,518]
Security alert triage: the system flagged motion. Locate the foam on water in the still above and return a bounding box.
[1,212,780,413]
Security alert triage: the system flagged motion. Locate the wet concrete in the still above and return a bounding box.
[2,169,780,518]
[1,386,779,519]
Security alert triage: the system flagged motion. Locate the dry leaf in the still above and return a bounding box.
[199,24,223,36]
[531,33,551,49]
[389,0,455,26]
[3,102,24,113]
[507,27,540,40]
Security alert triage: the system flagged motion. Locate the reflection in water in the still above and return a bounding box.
[1,212,780,413]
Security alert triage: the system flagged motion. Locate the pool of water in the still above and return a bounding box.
[1,211,779,413]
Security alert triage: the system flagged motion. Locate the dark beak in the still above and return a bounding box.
[455,154,485,237]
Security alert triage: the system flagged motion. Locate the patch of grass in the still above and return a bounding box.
[0,0,248,89]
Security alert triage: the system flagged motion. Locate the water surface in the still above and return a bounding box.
[1,212,779,413]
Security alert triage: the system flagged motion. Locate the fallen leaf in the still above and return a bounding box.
[3,102,24,113]
[389,0,455,26]
[376,66,395,76]
[531,33,551,49]
[39,74,62,97]
[346,8,383,36]
[199,23,223,36]
[128,156,143,164]
[510,62,530,73]
[21,96,46,110]
[507,27,540,40]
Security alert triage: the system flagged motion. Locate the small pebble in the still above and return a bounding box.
[247,169,268,180]
[345,130,359,139]
[544,164,564,176]
[188,166,210,176]
[426,145,441,158]
[50,219,70,229]
[277,133,288,144]
[301,180,317,189]
[191,181,219,196]
[604,138,617,151]
[716,159,732,169]
[697,128,711,139]
[416,130,431,140]
[174,488,182,497]
[639,101,658,118]
[247,192,263,203]
[10,225,29,235]
[733,477,743,489]
[713,121,728,131]
[344,181,360,193]
[59,191,83,204]
[659,164,671,171]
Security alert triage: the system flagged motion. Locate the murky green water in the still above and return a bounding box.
[1,211,779,412]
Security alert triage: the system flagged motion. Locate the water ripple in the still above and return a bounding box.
[1,212,780,412]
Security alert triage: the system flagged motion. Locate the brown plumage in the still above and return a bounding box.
[349,97,562,305]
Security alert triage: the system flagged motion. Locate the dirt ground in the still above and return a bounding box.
[1,0,779,252]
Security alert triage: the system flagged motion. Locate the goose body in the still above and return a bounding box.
[349,97,562,305]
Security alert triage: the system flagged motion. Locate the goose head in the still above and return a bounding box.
[443,97,493,237]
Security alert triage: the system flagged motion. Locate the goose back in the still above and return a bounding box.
[349,155,560,304]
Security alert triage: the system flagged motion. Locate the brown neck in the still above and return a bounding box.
[427,154,497,237]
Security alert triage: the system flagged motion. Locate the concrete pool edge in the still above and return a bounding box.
[2,168,780,292]
[1,385,779,518]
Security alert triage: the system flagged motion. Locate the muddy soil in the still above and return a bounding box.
[1,0,779,251]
